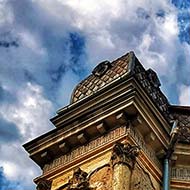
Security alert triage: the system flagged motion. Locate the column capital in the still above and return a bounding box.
[111,142,140,169]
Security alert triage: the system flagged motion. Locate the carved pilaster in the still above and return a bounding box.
[111,142,139,190]
[36,179,52,190]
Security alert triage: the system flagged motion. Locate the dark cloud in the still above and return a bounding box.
[156,10,165,18]
[0,116,21,143]
[136,8,150,19]
[0,40,18,48]
[0,167,21,190]
[48,64,66,83]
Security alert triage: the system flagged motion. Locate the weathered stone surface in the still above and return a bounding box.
[131,165,156,190]
[111,142,140,169]
[55,142,141,190]
[43,126,127,174]
[113,163,131,190]
[89,165,112,190]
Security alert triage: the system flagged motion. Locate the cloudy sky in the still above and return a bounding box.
[0,0,189,189]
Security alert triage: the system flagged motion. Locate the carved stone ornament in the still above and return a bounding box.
[36,179,52,190]
[111,142,140,169]
[92,61,111,77]
[67,168,90,190]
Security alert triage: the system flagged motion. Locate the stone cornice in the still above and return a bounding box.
[23,76,171,169]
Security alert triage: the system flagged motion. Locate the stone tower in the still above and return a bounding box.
[23,52,190,190]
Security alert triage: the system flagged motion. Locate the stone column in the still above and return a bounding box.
[111,142,139,190]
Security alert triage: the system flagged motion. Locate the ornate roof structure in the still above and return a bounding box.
[70,51,190,143]
[70,51,170,119]
[71,52,133,103]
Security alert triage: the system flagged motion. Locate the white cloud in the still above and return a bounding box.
[0,0,14,26]
[0,143,40,189]
[18,31,46,56]
[48,0,180,75]
[0,82,53,188]
[0,82,53,141]
[179,85,190,105]
[32,0,180,76]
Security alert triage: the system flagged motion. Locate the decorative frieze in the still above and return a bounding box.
[43,126,127,174]
[171,167,190,181]
[54,141,161,190]
[43,125,161,174]
[129,127,161,169]
[57,142,139,190]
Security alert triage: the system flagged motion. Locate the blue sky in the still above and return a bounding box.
[0,0,189,189]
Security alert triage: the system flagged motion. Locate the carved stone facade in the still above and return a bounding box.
[23,52,190,190]
[57,142,140,190]
[129,127,161,169]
